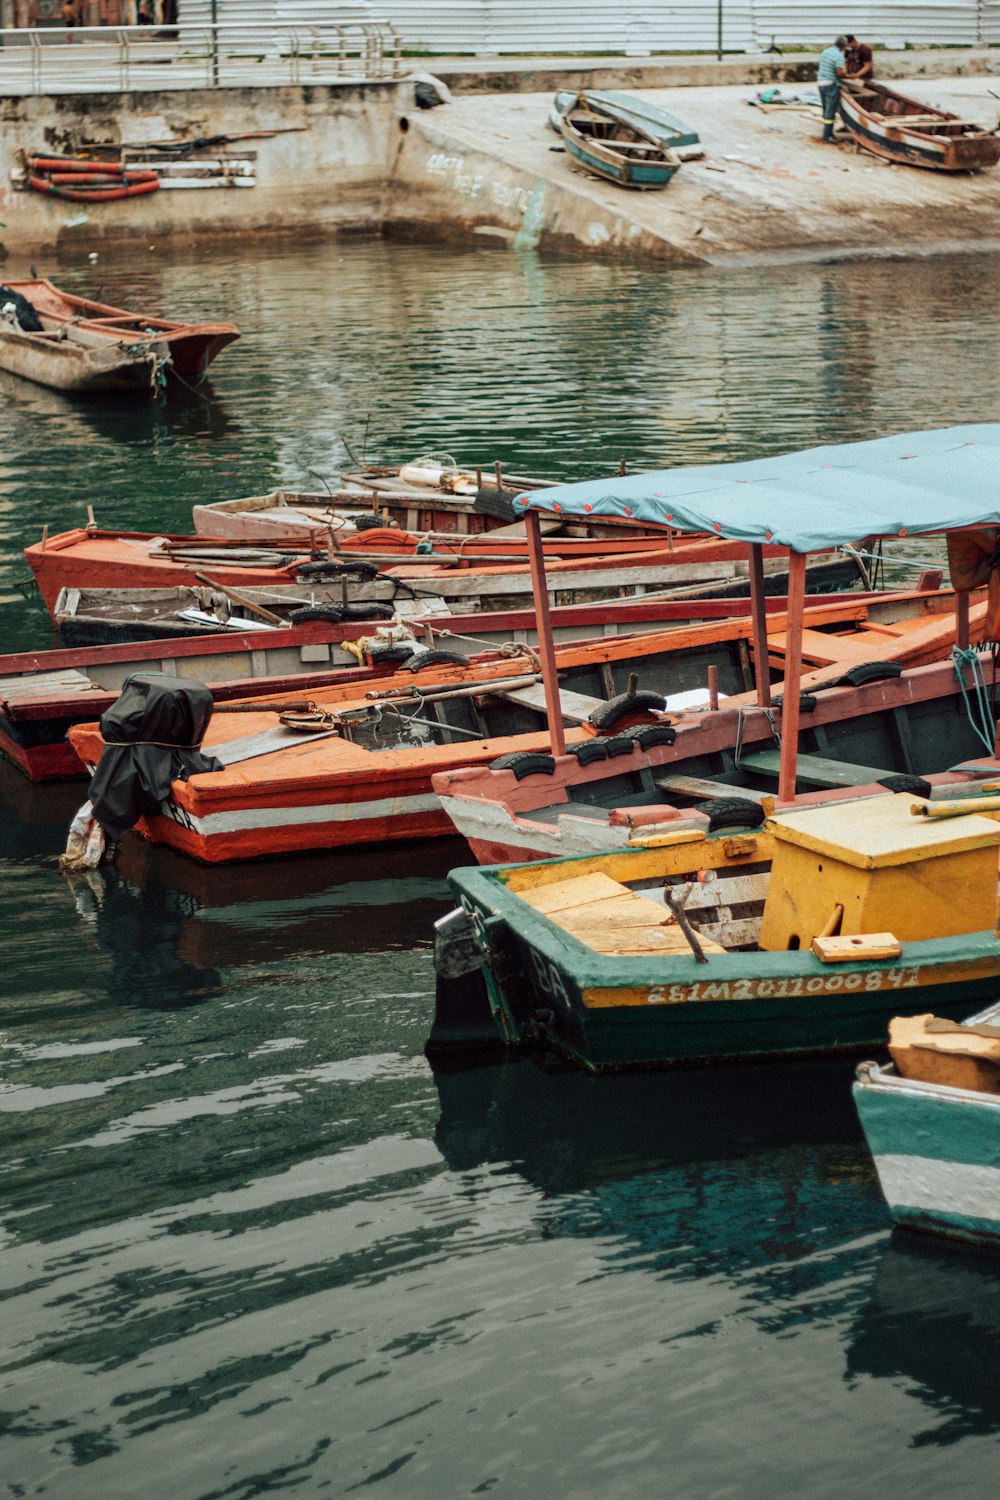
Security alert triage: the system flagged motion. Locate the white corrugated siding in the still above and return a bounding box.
[173,0,1000,54]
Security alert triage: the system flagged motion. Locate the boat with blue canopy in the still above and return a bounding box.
[428,426,1000,1071]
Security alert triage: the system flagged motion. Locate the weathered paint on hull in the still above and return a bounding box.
[839,96,1000,172]
[854,1065,1000,1247]
[451,856,1000,1071]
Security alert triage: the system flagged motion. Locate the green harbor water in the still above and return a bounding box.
[1,240,1000,1498]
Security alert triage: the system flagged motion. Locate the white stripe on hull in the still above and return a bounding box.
[872,1152,1000,1227]
[166,790,443,836]
[438,793,630,861]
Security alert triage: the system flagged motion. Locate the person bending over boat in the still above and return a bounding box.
[817,36,848,142]
[845,35,874,84]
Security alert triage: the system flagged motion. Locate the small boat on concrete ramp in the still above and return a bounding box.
[0,278,238,395]
[551,92,682,190]
[854,1003,1000,1248]
[838,81,1000,171]
[550,89,701,158]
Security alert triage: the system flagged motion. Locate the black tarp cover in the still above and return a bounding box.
[89,673,223,841]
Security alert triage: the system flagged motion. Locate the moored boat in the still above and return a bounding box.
[553,92,682,190]
[431,791,1000,1071]
[838,81,1000,171]
[0,279,239,392]
[854,1004,1000,1248]
[27,525,862,620]
[5,587,892,779]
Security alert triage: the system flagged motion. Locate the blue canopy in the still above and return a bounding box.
[513,425,1000,553]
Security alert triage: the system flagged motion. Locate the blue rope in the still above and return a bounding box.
[951,646,996,755]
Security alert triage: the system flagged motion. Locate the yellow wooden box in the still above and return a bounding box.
[758,794,1000,952]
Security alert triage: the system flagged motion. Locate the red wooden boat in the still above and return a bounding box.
[66,590,965,863]
[7,587,891,781]
[0,279,238,391]
[26,526,846,618]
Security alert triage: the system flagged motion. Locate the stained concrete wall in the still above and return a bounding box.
[0,81,407,256]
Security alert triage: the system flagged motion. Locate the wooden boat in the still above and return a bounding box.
[0,278,239,393]
[432,789,1000,1071]
[838,81,1000,171]
[4,588,885,779]
[64,596,922,862]
[553,93,682,190]
[434,597,988,865]
[549,90,701,158]
[854,1002,1000,1248]
[192,465,565,543]
[26,526,863,620]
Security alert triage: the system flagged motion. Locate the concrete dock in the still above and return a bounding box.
[3,56,1000,265]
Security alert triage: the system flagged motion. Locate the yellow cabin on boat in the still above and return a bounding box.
[758,794,1000,952]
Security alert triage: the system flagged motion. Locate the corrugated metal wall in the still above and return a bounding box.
[176,0,1000,54]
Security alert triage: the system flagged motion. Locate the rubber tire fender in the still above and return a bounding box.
[836,661,903,688]
[601,736,637,758]
[473,486,518,524]
[622,724,677,750]
[366,642,416,664]
[695,797,767,832]
[877,774,933,798]
[587,691,667,734]
[401,649,469,672]
[298,558,382,582]
[288,605,344,624]
[488,751,557,779]
[340,601,396,622]
[566,739,608,765]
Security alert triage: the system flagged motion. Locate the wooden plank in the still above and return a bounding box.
[739,750,889,788]
[812,932,902,962]
[210,726,341,766]
[655,773,769,804]
[497,681,607,724]
[520,871,630,915]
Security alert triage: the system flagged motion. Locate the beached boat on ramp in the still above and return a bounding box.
[0,279,239,394]
[552,93,682,190]
[854,1003,1000,1248]
[838,81,1000,171]
[549,90,701,157]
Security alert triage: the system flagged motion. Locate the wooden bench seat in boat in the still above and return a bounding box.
[495,681,607,724]
[517,871,727,957]
[655,772,769,804]
[737,749,890,789]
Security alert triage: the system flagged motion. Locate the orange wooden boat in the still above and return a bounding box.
[26,526,863,618]
[68,590,969,864]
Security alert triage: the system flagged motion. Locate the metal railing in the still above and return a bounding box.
[0,21,402,95]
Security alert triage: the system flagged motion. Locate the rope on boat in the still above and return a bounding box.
[734,705,780,768]
[951,646,996,755]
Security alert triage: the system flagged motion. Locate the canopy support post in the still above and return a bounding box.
[777,550,806,806]
[749,543,771,708]
[956,589,970,650]
[525,508,566,759]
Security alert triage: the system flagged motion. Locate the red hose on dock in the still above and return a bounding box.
[28,176,161,202]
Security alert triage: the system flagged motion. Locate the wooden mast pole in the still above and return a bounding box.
[525,506,567,758]
[749,542,771,707]
[777,549,806,805]
[956,589,971,650]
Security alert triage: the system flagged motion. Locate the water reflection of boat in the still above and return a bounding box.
[845,1236,1000,1439]
[432,1056,878,1275]
[112,836,461,966]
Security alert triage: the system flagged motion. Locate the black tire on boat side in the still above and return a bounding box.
[341,602,396,621]
[366,643,416,664]
[489,751,557,779]
[877,774,934,797]
[837,661,903,688]
[566,740,609,764]
[401,649,469,671]
[602,736,637,758]
[473,486,519,523]
[622,724,677,750]
[696,797,767,832]
[587,691,666,734]
[288,606,344,624]
[298,559,383,581]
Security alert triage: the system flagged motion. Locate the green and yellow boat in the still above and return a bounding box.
[435,791,1000,1071]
